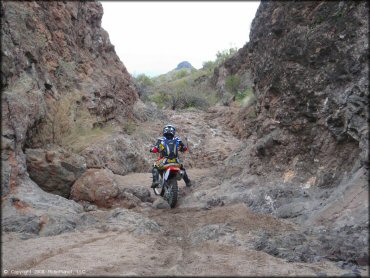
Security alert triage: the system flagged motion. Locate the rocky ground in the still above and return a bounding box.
[2,1,368,276]
[2,106,368,277]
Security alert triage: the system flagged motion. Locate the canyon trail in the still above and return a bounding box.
[3,107,367,276]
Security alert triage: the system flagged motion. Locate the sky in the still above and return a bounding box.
[101,1,260,77]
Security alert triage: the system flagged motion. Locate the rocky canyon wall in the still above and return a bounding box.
[217,1,368,183]
[210,1,368,263]
[1,1,139,235]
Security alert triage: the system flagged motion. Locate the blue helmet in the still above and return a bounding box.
[163,124,176,137]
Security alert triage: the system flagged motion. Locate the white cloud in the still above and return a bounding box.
[101,1,260,77]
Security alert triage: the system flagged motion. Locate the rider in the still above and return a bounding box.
[150,124,192,188]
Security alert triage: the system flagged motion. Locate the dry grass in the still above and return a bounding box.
[37,89,116,152]
[62,124,115,153]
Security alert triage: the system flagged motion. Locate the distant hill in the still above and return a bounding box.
[152,61,196,83]
[175,61,194,71]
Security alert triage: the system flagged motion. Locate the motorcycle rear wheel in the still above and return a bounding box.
[167,178,178,208]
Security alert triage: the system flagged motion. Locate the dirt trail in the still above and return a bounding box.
[2,107,365,276]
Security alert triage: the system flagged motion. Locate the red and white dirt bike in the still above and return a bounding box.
[153,163,184,208]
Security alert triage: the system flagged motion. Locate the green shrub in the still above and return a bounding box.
[178,90,210,110]
[149,91,171,109]
[239,88,257,108]
[135,74,153,87]
[225,74,241,94]
[199,47,237,74]
[215,47,238,65]
[134,74,154,100]
[235,87,253,102]
[148,89,212,111]
[175,69,188,79]
[202,60,216,73]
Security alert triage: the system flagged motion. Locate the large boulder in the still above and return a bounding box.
[70,169,119,208]
[70,169,152,209]
[1,176,85,238]
[25,147,86,198]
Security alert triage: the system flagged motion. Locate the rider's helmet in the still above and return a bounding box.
[163,124,176,139]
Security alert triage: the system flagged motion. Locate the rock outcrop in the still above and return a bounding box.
[1,1,138,235]
[79,133,151,176]
[249,1,368,167]
[25,147,86,198]
[211,1,369,264]
[1,177,86,237]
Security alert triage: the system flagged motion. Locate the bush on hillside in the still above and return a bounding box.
[202,60,216,73]
[233,87,257,109]
[225,74,241,94]
[215,47,238,65]
[135,74,153,86]
[149,90,171,109]
[142,47,241,110]
[149,89,212,111]
[134,74,154,100]
[200,48,238,74]
[176,90,210,110]
[175,69,189,79]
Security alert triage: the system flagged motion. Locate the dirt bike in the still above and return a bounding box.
[153,163,184,208]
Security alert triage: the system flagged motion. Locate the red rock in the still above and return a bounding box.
[70,169,151,209]
[71,169,119,208]
[45,151,55,163]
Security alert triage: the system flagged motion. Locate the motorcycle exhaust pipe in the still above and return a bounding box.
[177,170,184,181]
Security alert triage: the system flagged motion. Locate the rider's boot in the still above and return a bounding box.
[151,167,160,188]
[183,169,192,187]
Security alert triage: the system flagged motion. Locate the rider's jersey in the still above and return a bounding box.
[151,136,188,163]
